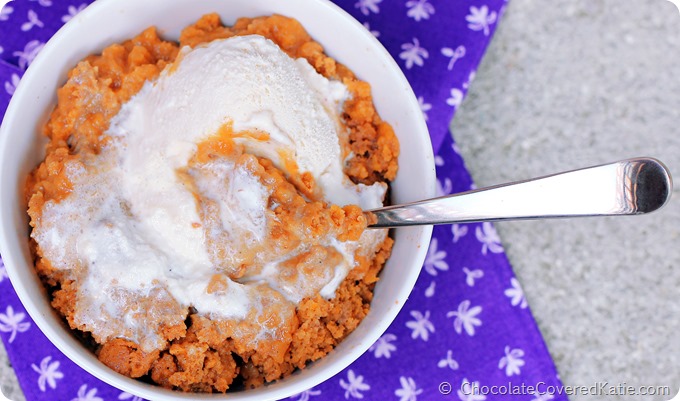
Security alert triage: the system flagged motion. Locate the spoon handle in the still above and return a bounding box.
[368,157,672,228]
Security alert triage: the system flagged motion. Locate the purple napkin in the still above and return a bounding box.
[0,1,567,400]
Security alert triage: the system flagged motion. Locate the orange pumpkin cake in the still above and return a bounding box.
[26,14,399,392]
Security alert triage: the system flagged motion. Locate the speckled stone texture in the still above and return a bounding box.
[0,340,21,400]
[450,0,680,399]
[1,0,679,400]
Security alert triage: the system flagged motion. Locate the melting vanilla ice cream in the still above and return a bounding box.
[32,35,387,351]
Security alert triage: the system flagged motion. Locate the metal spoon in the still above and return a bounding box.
[368,157,672,228]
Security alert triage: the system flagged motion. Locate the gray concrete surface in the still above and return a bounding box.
[1,0,679,400]
[450,0,680,399]
[0,339,20,400]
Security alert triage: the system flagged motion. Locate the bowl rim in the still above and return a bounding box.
[0,0,436,399]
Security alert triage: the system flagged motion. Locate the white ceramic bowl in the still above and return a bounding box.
[0,0,435,399]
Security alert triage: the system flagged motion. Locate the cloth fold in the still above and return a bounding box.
[0,0,567,400]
